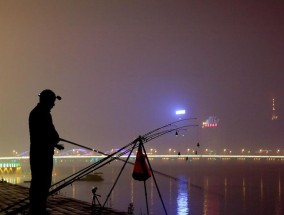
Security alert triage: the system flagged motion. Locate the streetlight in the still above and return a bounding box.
[176,109,186,120]
[12,150,18,156]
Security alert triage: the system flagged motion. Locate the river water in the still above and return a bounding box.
[2,158,284,215]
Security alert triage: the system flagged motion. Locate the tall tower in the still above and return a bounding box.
[271,98,278,120]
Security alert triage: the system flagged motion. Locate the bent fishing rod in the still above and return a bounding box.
[48,123,199,191]
[48,118,198,194]
[55,122,200,188]
[4,119,199,214]
[59,118,197,155]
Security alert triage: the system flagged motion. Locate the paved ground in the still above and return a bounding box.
[0,181,128,215]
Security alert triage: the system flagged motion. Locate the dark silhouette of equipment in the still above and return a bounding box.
[91,187,101,210]
[127,203,134,214]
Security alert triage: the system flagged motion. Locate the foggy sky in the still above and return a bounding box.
[1,1,284,156]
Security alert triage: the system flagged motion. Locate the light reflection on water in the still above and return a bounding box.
[2,159,284,215]
[177,176,189,215]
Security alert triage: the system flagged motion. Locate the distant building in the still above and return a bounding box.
[202,116,219,128]
[271,98,278,120]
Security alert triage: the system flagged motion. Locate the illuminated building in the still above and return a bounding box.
[271,98,278,120]
[0,162,21,174]
[202,116,219,128]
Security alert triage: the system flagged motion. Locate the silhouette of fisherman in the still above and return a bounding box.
[29,89,64,214]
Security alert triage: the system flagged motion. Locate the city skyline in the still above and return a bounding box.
[8,144,284,158]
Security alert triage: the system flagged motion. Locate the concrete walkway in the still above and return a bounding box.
[0,181,127,215]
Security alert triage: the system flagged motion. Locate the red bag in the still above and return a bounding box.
[132,143,151,181]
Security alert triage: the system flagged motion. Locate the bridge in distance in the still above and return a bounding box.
[1,154,284,161]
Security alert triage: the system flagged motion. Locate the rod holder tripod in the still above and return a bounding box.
[91,187,101,210]
[137,136,168,215]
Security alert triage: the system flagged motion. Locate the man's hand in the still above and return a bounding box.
[55,144,64,150]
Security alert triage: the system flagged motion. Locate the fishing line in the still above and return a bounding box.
[4,119,206,214]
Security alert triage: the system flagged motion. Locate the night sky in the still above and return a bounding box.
[1,1,284,156]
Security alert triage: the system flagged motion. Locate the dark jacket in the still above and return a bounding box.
[29,103,59,158]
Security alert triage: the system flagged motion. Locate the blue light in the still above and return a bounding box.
[177,176,189,215]
[176,110,186,115]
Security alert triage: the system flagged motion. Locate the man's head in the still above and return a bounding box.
[38,89,61,110]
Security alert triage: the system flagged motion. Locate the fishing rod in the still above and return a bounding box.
[45,135,142,197]
[3,120,197,214]
[144,125,197,142]
[49,121,200,193]
[4,119,199,214]
[56,122,225,200]
[59,119,198,157]
[143,118,197,137]
[58,125,199,182]
[47,123,198,191]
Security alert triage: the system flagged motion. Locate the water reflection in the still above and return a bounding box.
[224,177,227,200]
[275,176,282,215]
[278,176,281,198]
[177,176,189,215]
[260,177,263,201]
[203,177,209,215]
[150,176,154,207]
[130,178,134,203]
[0,176,22,184]
[3,160,284,214]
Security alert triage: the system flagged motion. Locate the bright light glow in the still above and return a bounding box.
[176,110,186,115]
[202,116,219,128]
